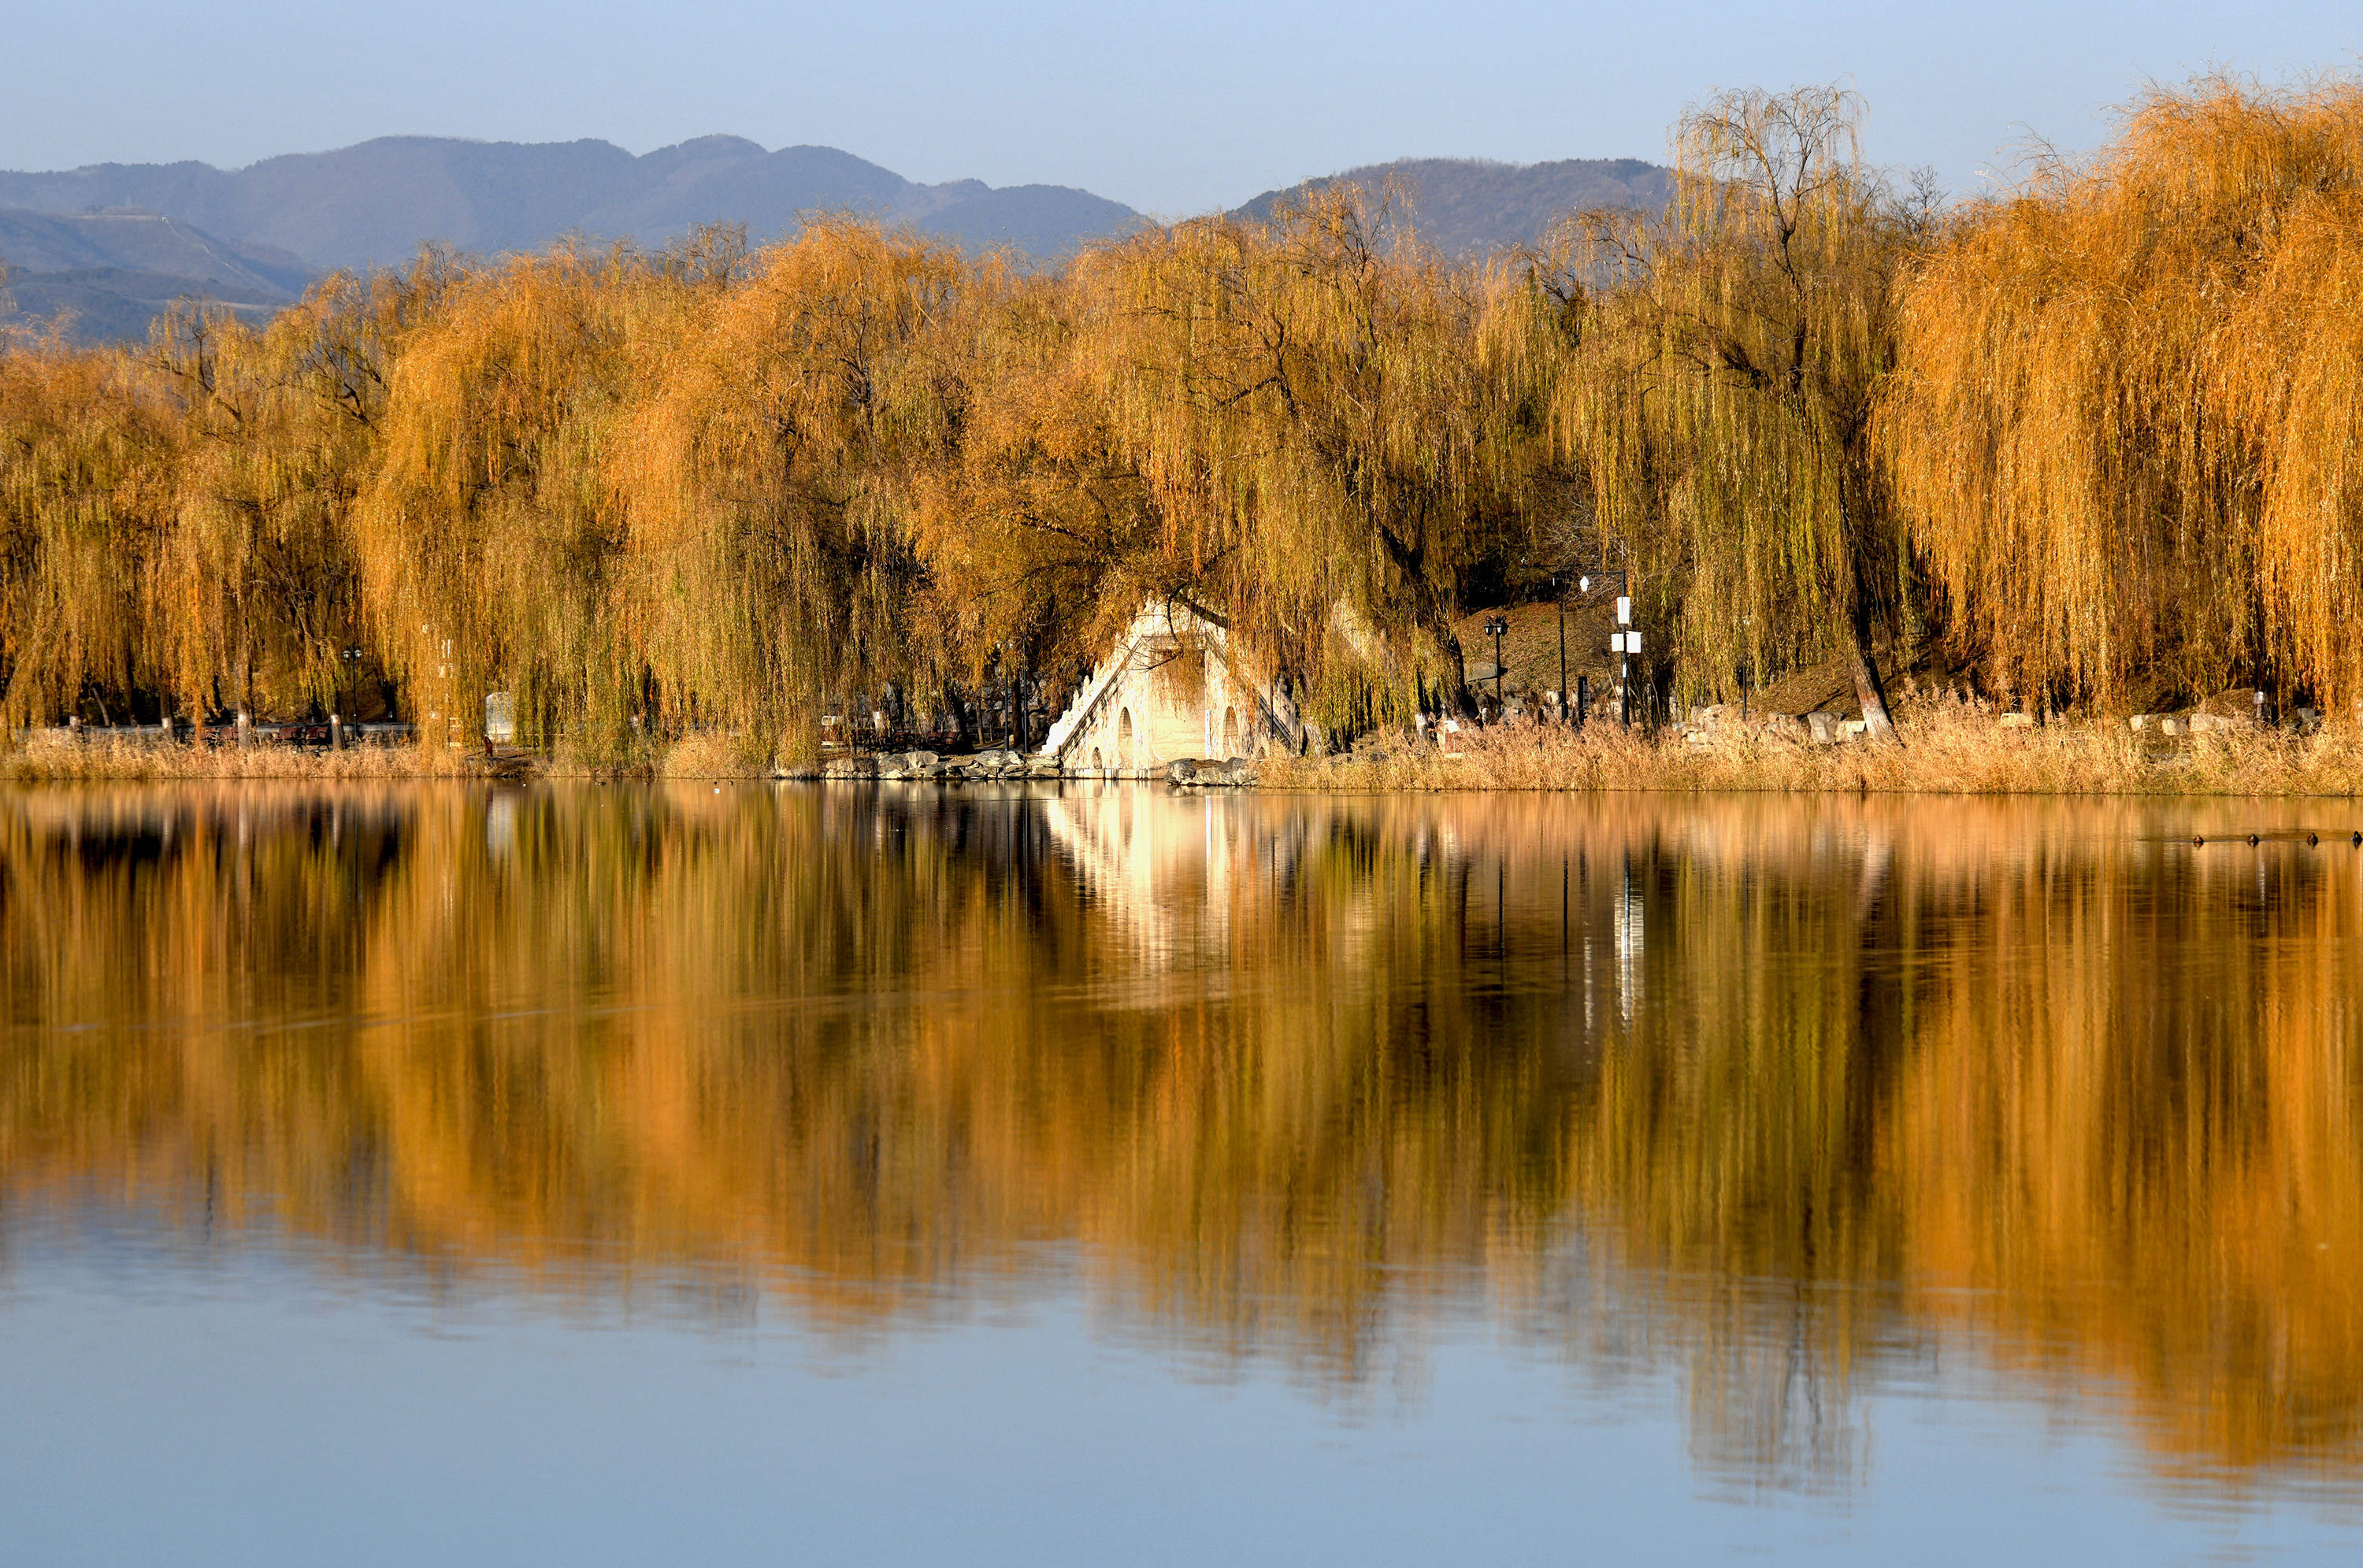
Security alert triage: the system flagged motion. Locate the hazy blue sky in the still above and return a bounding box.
[5,2,2356,212]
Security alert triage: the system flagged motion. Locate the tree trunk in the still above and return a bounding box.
[941,683,969,747]
[1440,631,1478,717]
[1849,627,1903,747]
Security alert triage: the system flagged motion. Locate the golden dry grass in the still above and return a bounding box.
[0,729,814,784]
[1259,696,2363,796]
[23,695,2355,795]
[0,736,474,783]
[654,728,779,780]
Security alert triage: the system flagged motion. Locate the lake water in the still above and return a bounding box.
[3,781,2361,1563]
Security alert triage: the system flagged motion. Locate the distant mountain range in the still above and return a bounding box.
[0,136,1138,275]
[1234,157,1675,257]
[0,208,315,343]
[2,137,1670,343]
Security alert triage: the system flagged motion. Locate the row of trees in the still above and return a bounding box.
[4,74,2360,758]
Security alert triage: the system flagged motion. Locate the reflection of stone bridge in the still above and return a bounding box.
[1037,788,1301,966]
[1036,602,1301,779]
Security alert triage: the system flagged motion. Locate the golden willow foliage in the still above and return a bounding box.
[3,205,1535,753]
[0,337,169,724]
[146,280,425,720]
[901,271,1158,680]
[1537,87,1930,736]
[1056,195,1546,728]
[355,244,663,749]
[356,225,985,758]
[0,261,451,728]
[12,75,2363,748]
[624,224,972,754]
[1883,76,2363,711]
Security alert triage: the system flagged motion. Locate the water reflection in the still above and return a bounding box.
[2,782,2360,1500]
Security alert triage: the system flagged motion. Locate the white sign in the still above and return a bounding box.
[1628,630,1643,654]
[1609,632,1626,654]
[1615,596,1633,625]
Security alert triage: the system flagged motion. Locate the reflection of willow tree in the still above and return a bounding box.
[1,788,2360,1488]
[1885,828,2363,1473]
[0,784,1586,1370]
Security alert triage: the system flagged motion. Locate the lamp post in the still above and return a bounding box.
[1482,615,1509,706]
[1613,595,1635,728]
[1556,600,1567,718]
[1565,565,1634,730]
[1546,569,1575,722]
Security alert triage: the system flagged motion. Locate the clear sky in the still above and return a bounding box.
[4,2,2356,213]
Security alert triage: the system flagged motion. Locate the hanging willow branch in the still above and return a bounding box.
[1535,84,1927,740]
[1879,74,2363,714]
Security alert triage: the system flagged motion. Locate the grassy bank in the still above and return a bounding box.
[15,694,2363,797]
[1260,698,2363,797]
[0,736,484,783]
[0,726,786,784]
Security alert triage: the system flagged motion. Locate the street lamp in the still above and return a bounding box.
[1567,565,1632,730]
[1483,616,1509,706]
[1613,596,1635,727]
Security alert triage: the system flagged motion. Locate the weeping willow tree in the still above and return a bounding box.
[902,269,1160,690]
[1880,76,2363,713]
[621,221,970,762]
[1538,86,1928,740]
[140,268,444,724]
[354,243,692,750]
[143,304,343,721]
[0,332,173,727]
[27,77,2363,755]
[1062,191,1545,732]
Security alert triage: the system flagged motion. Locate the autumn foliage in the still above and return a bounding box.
[5,75,2363,758]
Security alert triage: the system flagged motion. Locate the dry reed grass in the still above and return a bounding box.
[0,729,804,784]
[0,736,474,783]
[1259,696,2363,796]
[17,697,2358,797]
[654,728,781,781]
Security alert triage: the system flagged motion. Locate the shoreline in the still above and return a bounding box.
[1253,704,2363,799]
[10,702,2363,798]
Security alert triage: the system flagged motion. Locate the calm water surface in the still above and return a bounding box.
[4,782,2361,1563]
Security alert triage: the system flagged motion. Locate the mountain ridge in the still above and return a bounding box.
[0,135,1140,272]
[3,139,1675,343]
[1231,156,1675,256]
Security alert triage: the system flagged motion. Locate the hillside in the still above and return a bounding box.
[1,209,310,343]
[0,136,1143,272]
[2,266,290,343]
[1233,157,1674,256]
[3,144,1678,343]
